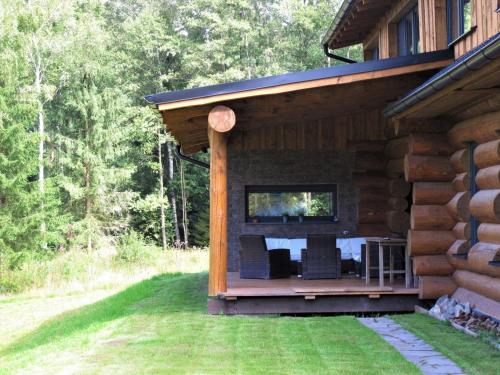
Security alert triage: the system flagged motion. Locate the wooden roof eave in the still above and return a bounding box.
[158,59,450,112]
[158,57,452,154]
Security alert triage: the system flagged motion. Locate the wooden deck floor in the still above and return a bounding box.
[224,272,419,298]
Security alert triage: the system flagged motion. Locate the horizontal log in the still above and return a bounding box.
[359,207,387,224]
[453,269,500,301]
[477,223,500,244]
[355,153,386,171]
[386,158,405,178]
[412,182,455,204]
[347,140,386,153]
[404,155,454,182]
[476,165,500,189]
[474,139,500,168]
[388,179,411,198]
[388,197,409,210]
[395,118,452,137]
[208,105,236,132]
[352,174,387,189]
[450,149,468,173]
[408,133,453,156]
[448,110,500,148]
[446,240,470,269]
[467,242,500,278]
[384,137,409,158]
[445,191,470,222]
[359,189,389,203]
[452,172,469,192]
[469,189,500,224]
[411,205,455,230]
[355,223,391,237]
[452,222,471,240]
[408,230,455,255]
[413,255,454,276]
[386,210,410,234]
[419,276,457,299]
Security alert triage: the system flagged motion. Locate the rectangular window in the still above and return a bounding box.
[397,6,420,56]
[447,0,473,44]
[246,185,338,224]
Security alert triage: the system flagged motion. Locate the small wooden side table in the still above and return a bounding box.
[365,237,411,288]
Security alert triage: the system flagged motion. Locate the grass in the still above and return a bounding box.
[0,244,208,296]
[392,313,500,375]
[0,270,421,374]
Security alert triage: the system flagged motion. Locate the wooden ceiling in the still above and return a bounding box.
[160,60,450,154]
[325,0,393,49]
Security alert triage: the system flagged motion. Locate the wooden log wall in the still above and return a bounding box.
[402,130,457,299]
[445,110,500,303]
[351,139,391,237]
[384,137,411,235]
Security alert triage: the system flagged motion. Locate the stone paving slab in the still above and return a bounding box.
[358,317,466,375]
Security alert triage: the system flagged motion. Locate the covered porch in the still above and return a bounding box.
[146,49,454,314]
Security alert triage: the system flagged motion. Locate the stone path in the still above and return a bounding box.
[358,317,466,375]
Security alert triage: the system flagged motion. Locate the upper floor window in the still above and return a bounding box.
[447,0,473,44]
[397,6,420,56]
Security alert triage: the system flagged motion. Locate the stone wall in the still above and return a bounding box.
[227,148,358,271]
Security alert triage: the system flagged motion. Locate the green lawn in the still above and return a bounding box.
[392,313,500,375]
[0,272,420,375]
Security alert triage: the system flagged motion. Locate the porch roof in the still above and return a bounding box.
[147,50,452,154]
[385,32,500,119]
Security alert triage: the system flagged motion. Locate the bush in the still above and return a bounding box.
[115,231,155,264]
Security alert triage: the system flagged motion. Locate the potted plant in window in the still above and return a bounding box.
[298,209,305,223]
[282,212,289,224]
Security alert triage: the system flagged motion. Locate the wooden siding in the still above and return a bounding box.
[453,0,500,59]
[364,0,416,59]
[229,110,387,152]
[419,0,448,52]
[363,0,499,60]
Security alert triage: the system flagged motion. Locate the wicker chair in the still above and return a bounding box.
[239,235,291,279]
[301,234,341,279]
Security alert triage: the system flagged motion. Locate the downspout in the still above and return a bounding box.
[323,44,357,64]
[175,145,209,169]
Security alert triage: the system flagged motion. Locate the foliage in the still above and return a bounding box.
[0,0,356,270]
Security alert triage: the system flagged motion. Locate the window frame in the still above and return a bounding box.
[468,142,479,246]
[447,0,474,46]
[245,184,339,224]
[397,5,420,56]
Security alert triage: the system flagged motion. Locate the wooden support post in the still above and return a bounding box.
[379,243,384,287]
[207,106,235,296]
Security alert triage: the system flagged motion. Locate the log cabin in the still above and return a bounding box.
[146,0,500,316]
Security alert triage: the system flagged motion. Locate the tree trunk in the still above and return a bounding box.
[167,142,180,242]
[179,159,189,247]
[158,129,167,251]
[35,58,46,243]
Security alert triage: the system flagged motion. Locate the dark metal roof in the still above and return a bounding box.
[145,49,453,106]
[384,32,500,117]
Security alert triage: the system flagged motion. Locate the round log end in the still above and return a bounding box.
[208,105,236,132]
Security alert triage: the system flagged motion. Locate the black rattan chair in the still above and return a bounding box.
[301,234,341,279]
[239,235,291,279]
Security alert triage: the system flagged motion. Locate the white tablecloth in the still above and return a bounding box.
[265,237,366,262]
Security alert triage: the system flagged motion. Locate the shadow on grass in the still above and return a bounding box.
[1,272,208,356]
